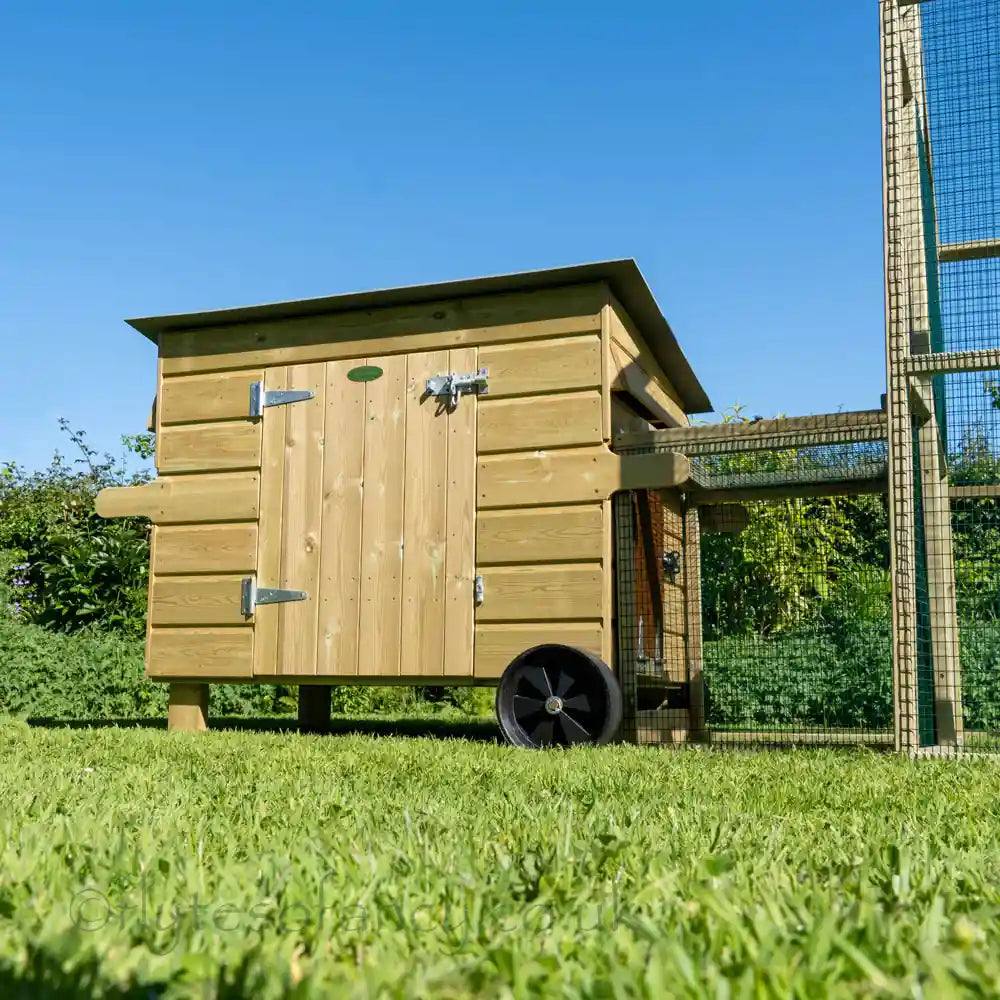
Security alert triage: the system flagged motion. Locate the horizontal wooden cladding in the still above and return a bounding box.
[478,447,690,508]
[476,564,603,622]
[478,391,603,454]
[147,627,253,679]
[159,370,262,424]
[157,421,261,473]
[477,504,604,564]
[96,472,259,524]
[478,335,601,398]
[153,523,258,575]
[159,284,606,375]
[474,623,604,678]
[150,575,249,626]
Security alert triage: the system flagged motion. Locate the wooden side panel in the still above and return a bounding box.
[277,363,327,676]
[474,623,604,678]
[400,350,451,676]
[684,504,705,737]
[477,391,603,454]
[476,564,603,622]
[443,346,478,676]
[157,422,261,473]
[478,335,601,398]
[607,295,689,427]
[148,628,254,679]
[315,360,366,677]
[159,371,261,424]
[476,505,603,564]
[358,355,408,676]
[154,523,258,575]
[150,576,249,626]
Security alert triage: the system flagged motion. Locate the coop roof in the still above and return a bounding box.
[127,258,712,414]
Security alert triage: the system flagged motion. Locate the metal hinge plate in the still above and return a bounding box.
[240,577,308,617]
[249,381,316,418]
[474,575,485,606]
[425,369,488,410]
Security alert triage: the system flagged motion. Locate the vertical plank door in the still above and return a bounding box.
[254,351,478,678]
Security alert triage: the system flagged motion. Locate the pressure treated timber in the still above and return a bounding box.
[167,682,210,732]
[159,285,606,375]
[610,342,686,429]
[442,346,479,677]
[475,564,603,622]
[684,504,705,738]
[938,238,1000,263]
[149,628,254,679]
[477,391,604,454]
[276,362,328,677]
[315,359,366,678]
[153,523,258,575]
[298,686,332,734]
[159,370,262,424]
[692,478,888,504]
[400,349,451,678]
[607,296,688,427]
[150,576,249,627]
[358,355,408,676]
[950,484,1000,498]
[157,421,261,473]
[477,447,690,508]
[477,335,601,398]
[96,472,260,524]
[615,410,888,454]
[610,395,657,439]
[473,623,604,678]
[252,368,287,677]
[904,348,1000,376]
[476,504,604,564]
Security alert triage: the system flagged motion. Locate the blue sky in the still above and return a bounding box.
[2,1,885,471]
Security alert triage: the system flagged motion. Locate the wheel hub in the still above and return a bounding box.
[544,695,564,715]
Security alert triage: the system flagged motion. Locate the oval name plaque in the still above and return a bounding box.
[347,365,383,383]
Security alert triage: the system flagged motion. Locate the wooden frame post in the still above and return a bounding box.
[684,501,706,740]
[167,682,210,732]
[298,685,332,734]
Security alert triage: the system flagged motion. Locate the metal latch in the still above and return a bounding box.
[636,617,663,667]
[425,369,488,410]
[240,577,308,617]
[662,550,681,584]
[249,381,316,418]
[474,575,485,606]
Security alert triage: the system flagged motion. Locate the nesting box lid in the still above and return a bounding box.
[127,258,712,414]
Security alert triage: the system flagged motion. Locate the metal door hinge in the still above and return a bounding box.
[425,369,488,410]
[249,381,316,418]
[240,577,308,617]
[474,575,485,606]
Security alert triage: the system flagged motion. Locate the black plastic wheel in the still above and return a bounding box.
[495,644,623,748]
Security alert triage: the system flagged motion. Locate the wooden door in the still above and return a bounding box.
[253,349,478,679]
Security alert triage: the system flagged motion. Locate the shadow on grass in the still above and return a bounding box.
[25,714,501,742]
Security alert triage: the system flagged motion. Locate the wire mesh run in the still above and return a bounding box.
[613,434,892,749]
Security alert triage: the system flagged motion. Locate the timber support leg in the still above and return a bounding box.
[298,685,332,735]
[167,683,210,732]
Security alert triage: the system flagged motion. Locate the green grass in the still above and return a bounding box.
[2,725,1000,997]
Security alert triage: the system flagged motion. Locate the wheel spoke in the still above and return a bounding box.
[563,693,592,713]
[521,665,553,699]
[527,717,556,746]
[559,711,592,742]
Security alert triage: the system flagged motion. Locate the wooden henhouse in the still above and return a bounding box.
[97,260,716,743]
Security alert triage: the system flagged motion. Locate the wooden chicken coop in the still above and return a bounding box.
[96,260,716,744]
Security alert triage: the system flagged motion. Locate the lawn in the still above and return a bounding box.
[2,723,1000,998]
